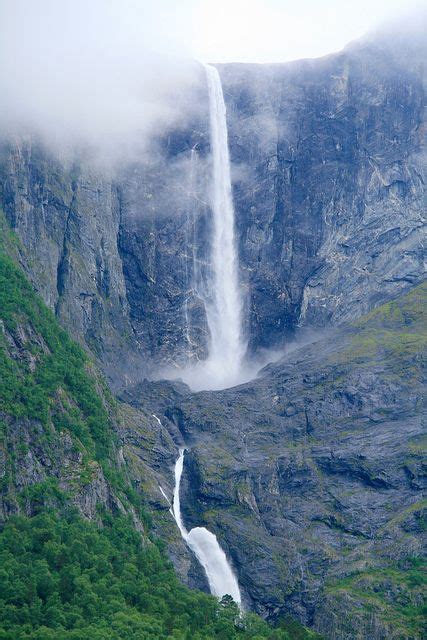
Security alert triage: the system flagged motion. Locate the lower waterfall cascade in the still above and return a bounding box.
[168,449,242,605]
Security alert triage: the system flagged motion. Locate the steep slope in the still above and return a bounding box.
[0,210,124,522]
[0,213,314,639]
[126,283,426,639]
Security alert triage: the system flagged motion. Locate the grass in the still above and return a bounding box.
[341,281,427,365]
[325,559,426,637]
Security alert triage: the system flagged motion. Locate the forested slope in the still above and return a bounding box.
[0,212,322,638]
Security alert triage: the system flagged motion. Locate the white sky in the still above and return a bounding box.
[167,0,424,62]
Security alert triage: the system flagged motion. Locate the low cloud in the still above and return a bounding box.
[0,0,201,162]
[1,0,423,166]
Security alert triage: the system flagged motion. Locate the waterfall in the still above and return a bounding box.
[160,65,249,391]
[202,64,246,388]
[169,449,242,605]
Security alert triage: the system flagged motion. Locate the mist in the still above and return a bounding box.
[0,0,200,161]
[1,0,422,163]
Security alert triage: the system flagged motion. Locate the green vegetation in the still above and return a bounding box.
[0,509,294,639]
[276,618,323,640]
[342,280,427,366]
[0,211,149,517]
[325,560,427,638]
[0,239,112,462]
[0,211,317,638]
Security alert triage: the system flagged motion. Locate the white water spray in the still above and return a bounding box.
[168,449,242,605]
[160,65,249,391]
[201,64,246,388]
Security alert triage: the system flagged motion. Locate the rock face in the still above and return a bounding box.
[126,283,426,639]
[0,34,425,383]
[0,73,213,386]
[221,39,426,350]
[0,142,141,387]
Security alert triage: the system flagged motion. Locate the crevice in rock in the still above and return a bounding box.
[55,176,78,316]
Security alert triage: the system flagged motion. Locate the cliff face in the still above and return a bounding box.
[0,29,425,640]
[0,36,424,383]
[0,142,141,387]
[221,39,425,349]
[0,69,213,386]
[128,283,426,639]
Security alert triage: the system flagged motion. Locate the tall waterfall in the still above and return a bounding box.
[169,449,242,605]
[202,64,246,388]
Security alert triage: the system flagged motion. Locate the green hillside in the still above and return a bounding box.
[0,214,321,639]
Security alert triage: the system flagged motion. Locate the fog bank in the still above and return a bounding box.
[0,0,199,160]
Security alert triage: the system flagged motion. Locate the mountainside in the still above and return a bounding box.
[0,26,425,640]
[0,35,424,387]
[0,212,316,639]
[131,282,426,639]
